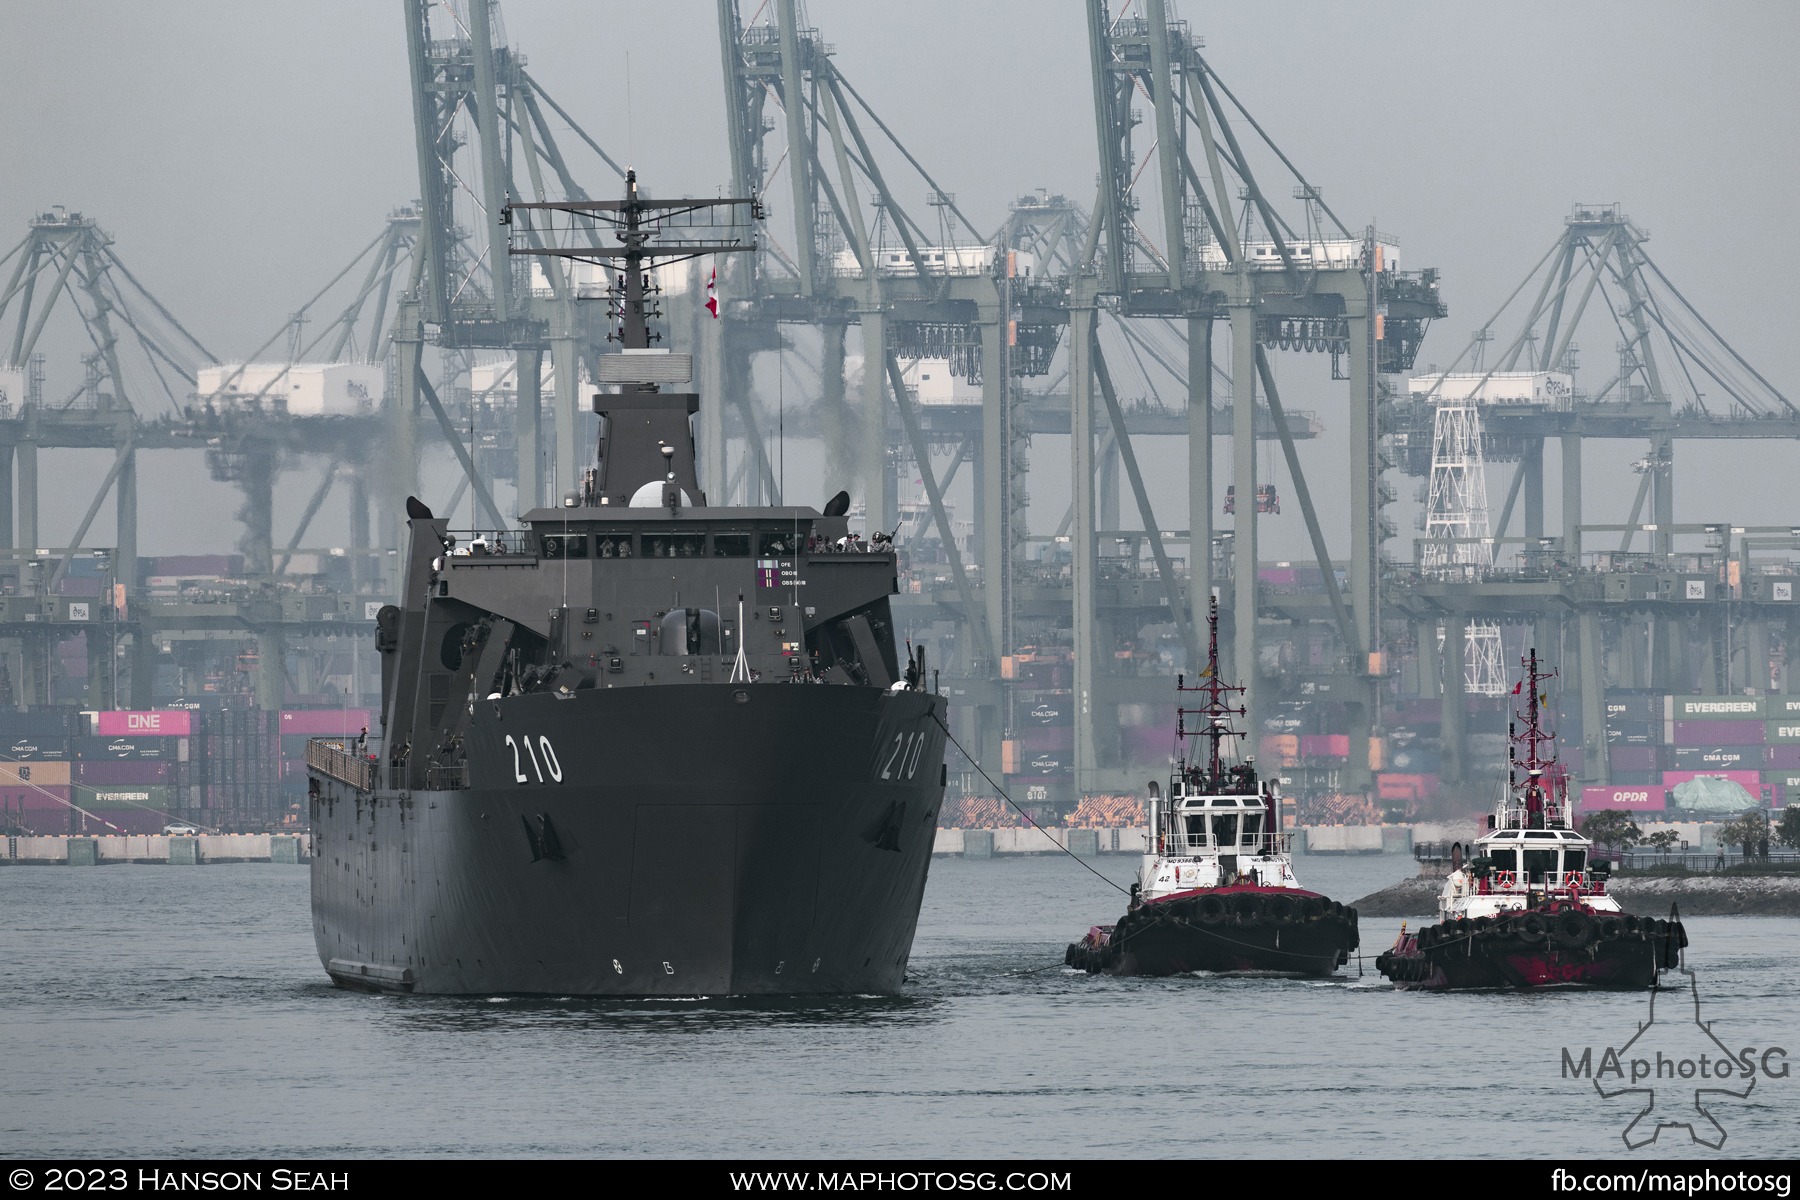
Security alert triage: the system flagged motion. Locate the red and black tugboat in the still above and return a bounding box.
[1376,650,1687,990]
[1065,602,1359,978]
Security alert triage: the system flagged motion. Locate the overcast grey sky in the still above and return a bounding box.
[3,1,1797,560]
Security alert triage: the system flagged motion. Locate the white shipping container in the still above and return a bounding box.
[197,363,381,416]
[1407,370,1573,409]
[830,244,1027,279]
[1193,237,1398,273]
[900,357,982,407]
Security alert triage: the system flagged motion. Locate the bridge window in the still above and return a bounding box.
[759,532,798,556]
[596,534,634,558]
[541,534,588,559]
[644,534,705,559]
[1523,849,1557,882]
[713,534,752,557]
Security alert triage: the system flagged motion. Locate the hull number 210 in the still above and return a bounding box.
[505,734,563,784]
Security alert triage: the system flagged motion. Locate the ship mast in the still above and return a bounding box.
[1506,647,1565,828]
[1177,597,1247,789]
[502,176,761,506]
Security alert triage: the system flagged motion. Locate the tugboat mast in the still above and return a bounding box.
[1176,597,1248,791]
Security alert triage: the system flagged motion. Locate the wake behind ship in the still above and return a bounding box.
[306,175,948,996]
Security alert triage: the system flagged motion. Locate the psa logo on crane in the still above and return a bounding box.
[1561,967,1788,1149]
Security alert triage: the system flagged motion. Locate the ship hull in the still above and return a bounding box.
[310,684,947,996]
[1066,886,1359,978]
[1376,908,1684,991]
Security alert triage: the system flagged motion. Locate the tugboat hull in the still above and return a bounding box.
[1376,909,1684,991]
[1066,887,1359,978]
[311,685,946,996]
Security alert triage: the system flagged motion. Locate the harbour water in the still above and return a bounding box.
[3,853,1795,1159]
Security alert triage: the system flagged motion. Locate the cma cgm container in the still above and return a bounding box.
[1668,746,1758,771]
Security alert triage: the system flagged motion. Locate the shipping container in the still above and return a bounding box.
[1666,695,1766,721]
[1768,697,1800,719]
[1609,745,1661,771]
[75,736,173,761]
[1580,784,1667,812]
[0,785,73,834]
[1762,770,1800,793]
[277,708,373,737]
[1299,734,1351,761]
[1606,722,1660,746]
[0,709,79,738]
[5,736,69,761]
[1605,691,1662,723]
[71,758,173,785]
[1388,747,1439,773]
[1669,746,1758,771]
[1018,726,1073,753]
[1767,720,1800,744]
[1609,770,1660,786]
[1767,744,1800,770]
[1258,735,1301,767]
[1671,719,1764,746]
[0,760,71,787]
[93,709,193,737]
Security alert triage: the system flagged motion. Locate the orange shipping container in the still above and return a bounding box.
[0,761,70,787]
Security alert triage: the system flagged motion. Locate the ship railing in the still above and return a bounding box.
[444,529,532,557]
[1169,832,1293,856]
[1473,869,1606,898]
[307,738,377,793]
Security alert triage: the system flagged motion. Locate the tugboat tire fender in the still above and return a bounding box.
[1196,895,1228,923]
[1517,913,1547,943]
[1297,898,1324,921]
[1553,910,1594,949]
[1263,895,1296,923]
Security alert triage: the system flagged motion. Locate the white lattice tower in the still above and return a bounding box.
[1422,401,1506,695]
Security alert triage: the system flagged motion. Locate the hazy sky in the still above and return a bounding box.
[3,0,1798,562]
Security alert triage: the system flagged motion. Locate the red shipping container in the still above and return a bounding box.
[278,709,373,737]
[1580,784,1666,812]
[1670,719,1765,746]
[95,709,192,737]
[74,759,172,785]
[1,785,73,834]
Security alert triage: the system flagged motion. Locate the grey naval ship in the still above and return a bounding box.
[307,174,948,996]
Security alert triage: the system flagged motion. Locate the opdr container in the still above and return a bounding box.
[1580,784,1666,812]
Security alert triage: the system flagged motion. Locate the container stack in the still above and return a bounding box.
[71,709,192,835]
[1000,649,1073,807]
[198,708,279,829]
[0,709,81,834]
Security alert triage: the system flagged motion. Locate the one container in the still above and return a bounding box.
[93,710,193,737]
[1609,745,1660,771]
